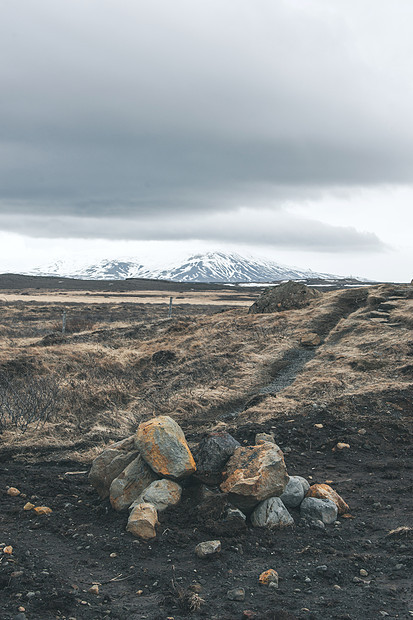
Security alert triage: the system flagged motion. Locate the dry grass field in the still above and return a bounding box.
[0,283,411,460]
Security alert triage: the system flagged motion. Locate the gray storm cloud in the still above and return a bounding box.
[1,0,412,246]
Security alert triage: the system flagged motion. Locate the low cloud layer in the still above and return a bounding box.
[1,0,412,249]
[0,208,385,252]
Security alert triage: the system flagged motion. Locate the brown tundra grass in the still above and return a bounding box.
[0,283,412,460]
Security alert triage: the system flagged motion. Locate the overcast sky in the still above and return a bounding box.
[1,0,412,280]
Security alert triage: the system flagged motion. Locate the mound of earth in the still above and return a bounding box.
[249,281,321,314]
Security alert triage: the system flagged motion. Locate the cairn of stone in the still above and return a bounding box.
[89,416,349,541]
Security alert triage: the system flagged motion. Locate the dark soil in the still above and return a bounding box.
[1,413,412,620]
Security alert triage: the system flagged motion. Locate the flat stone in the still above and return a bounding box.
[300,497,338,524]
[195,540,221,558]
[129,479,182,512]
[127,503,158,541]
[251,497,294,528]
[109,455,158,511]
[279,476,306,508]
[193,432,240,484]
[227,587,245,601]
[88,436,139,499]
[135,416,196,479]
[306,484,349,515]
[220,442,288,511]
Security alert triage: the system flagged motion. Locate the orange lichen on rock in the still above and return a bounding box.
[135,416,196,479]
[33,506,53,515]
[306,484,349,515]
[259,569,279,586]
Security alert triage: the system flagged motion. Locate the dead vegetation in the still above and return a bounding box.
[0,283,412,458]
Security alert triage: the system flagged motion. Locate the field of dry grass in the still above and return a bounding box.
[0,283,412,461]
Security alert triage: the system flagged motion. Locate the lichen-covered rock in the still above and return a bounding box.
[193,431,240,485]
[300,497,338,524]
[135,416,196,479]
[109,455,158,511]
[195,540,221,558]
[306,484,349,515]
[126,503,159,540]
[89,436,139,499]
[130,479,182,513]
[220,442,288,511]
[259,569,279,587]
[249,281,321,314]
[251,497,294,528]
[279,476,307,508]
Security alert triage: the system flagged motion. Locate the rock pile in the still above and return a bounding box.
[248,281,321,314]
[89,415,349,541]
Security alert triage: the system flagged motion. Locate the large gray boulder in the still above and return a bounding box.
[135,416,196,479]
[109,455,158,511]
[220,442,288,511]
[193,431,240,485]
[251,497,294,528]
[129,479,182,513]
[249,281,321,314]
[300,497,338,524]
[88,436,139,499]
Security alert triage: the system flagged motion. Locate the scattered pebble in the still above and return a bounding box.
[3,546,13,555]
[227,587,245,601]
[195,540,221,558]
[109,552,118,558]
[258,569,278,587]
[136,589,143,596]
[359,569,368,577]
[33,506,52,515]
[7,487,21,496]
[88,584,99,595]
[333,443,350,451]
[314,424,324,429]
[333,584,341,590]
[23,502,34,511]
[358,429,367,435]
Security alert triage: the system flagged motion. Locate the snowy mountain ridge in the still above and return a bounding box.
[29,251,345,283]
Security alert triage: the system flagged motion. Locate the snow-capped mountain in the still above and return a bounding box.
[30,251,341,283]
[148,252,337,283]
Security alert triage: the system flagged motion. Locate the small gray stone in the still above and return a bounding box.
[279,476,305,508]
[251,497,294,528]
[227,587,245,601]
[226,507,246,522]
[300,497,338,524]
[195,540,221,558]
